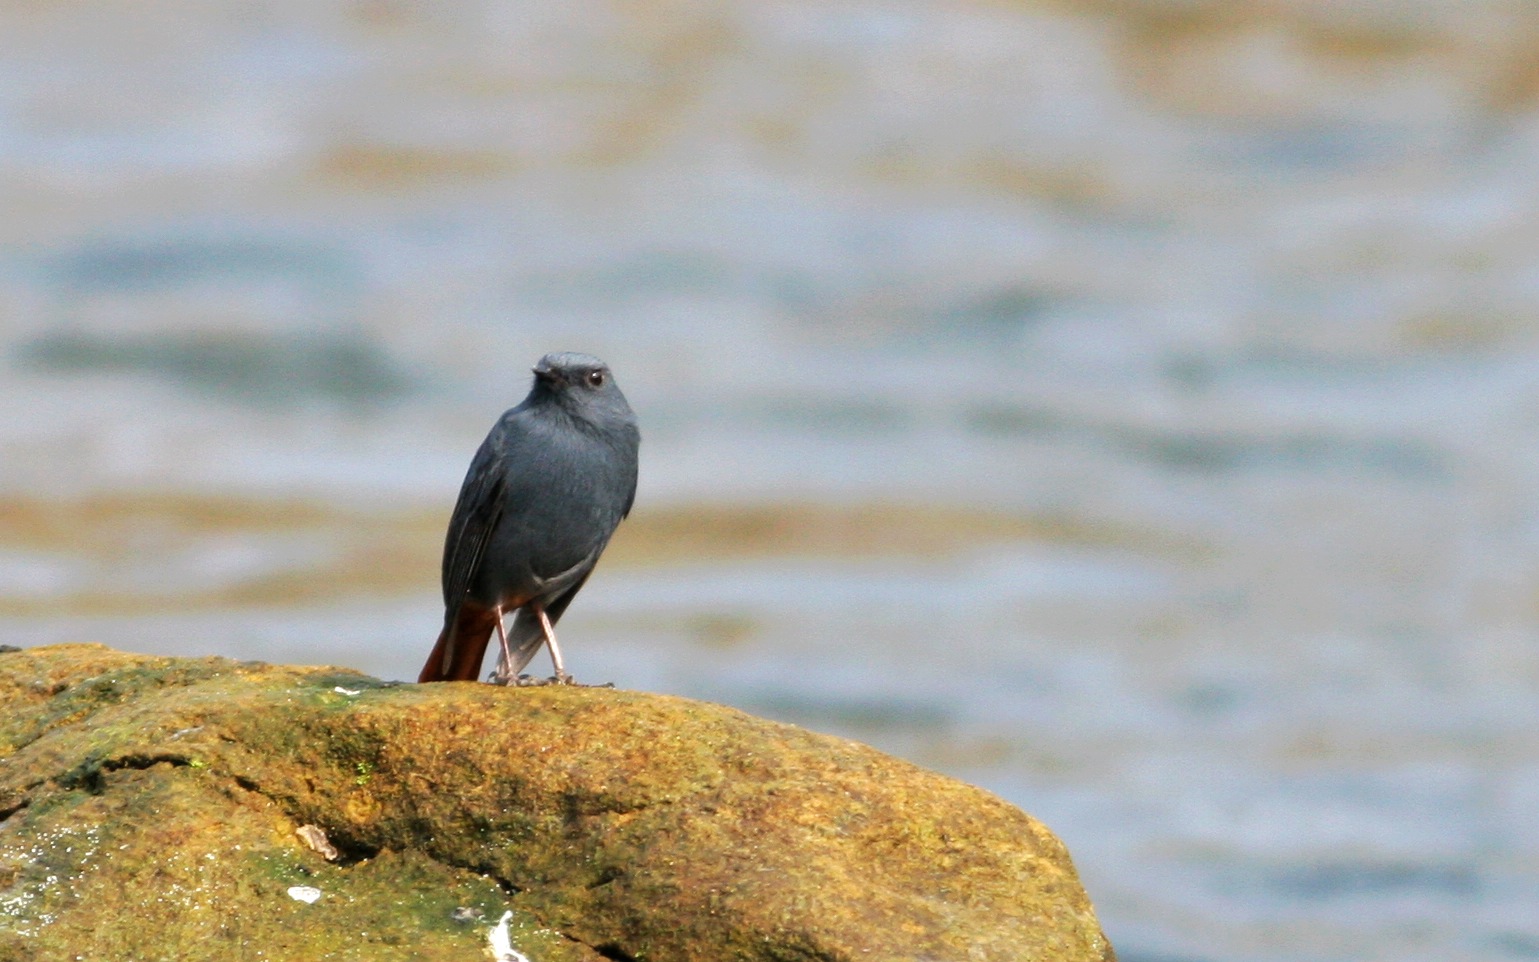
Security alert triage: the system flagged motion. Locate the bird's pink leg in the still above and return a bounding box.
[535,603,572,684]
[489,604,515,685]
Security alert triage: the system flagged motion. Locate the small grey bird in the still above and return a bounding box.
[419,352,639,685]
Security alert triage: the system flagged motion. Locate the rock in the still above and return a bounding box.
[0,644,1115,961]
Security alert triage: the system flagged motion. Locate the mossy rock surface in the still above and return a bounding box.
[0,644,1114,961]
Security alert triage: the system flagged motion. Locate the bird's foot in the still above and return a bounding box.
[510,672,610,687]
[487,666,516,686]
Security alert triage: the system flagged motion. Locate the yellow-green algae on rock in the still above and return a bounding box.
[0,644,1115,962]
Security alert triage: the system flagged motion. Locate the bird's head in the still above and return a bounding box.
[530,352,635,425]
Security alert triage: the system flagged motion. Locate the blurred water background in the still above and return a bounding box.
[3,2,1539,959]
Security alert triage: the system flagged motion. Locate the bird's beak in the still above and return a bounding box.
[533,364,560,385]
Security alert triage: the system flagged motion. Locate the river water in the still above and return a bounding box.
[3,2,1539,960]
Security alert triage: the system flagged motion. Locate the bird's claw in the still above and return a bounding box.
[508,672,593,687]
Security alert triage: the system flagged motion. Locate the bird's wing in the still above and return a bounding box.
[620,472,637,519]
[440,435,507,610]
[538,566,595,626]
[618,424,640,519]
[502,566,597,676]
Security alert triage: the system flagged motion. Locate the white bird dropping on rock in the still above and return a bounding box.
[486,911,531,962]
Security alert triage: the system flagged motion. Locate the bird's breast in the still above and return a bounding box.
[466,430,629,605]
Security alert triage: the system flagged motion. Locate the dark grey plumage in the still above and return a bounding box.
[419,352,639,684]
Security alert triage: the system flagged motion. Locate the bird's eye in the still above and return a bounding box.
[586,369,606,387]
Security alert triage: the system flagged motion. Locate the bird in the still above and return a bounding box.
[418,352,639,685]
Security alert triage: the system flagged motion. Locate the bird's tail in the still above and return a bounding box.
[418,603,499,682]
[502,606,551,678]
